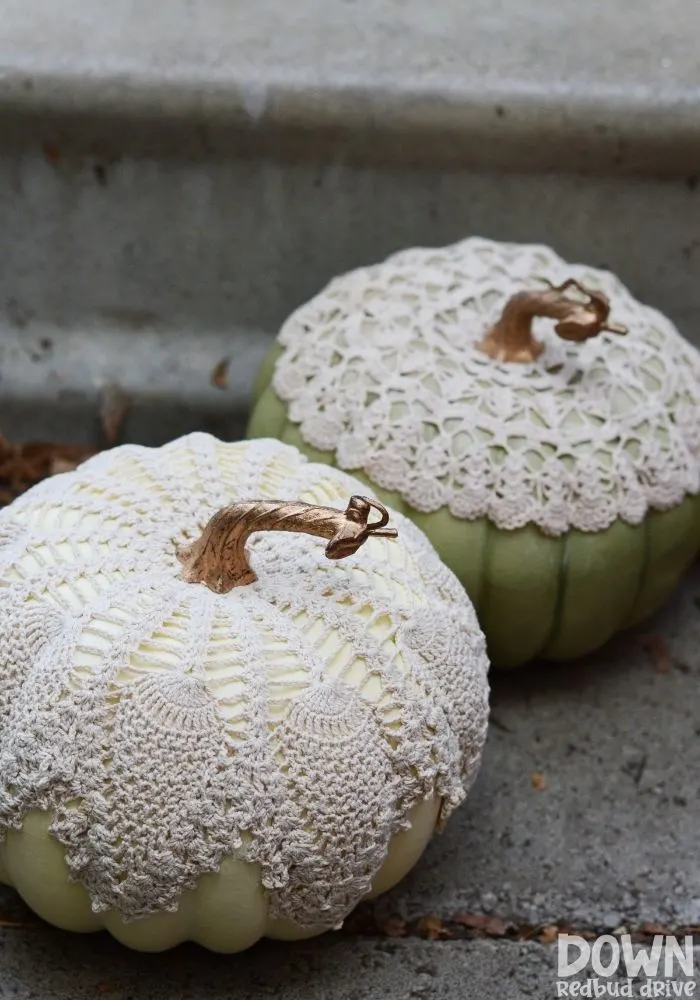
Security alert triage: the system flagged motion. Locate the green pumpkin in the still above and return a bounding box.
[248,238,700,667]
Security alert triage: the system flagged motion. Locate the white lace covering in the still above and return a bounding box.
[0,433,489,927]
[272,237,700,535]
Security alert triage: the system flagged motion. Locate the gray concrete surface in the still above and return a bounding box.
[2,1,700,447]
[1,0,700,174]
[1,155,699,446]
[0,932,575,1000]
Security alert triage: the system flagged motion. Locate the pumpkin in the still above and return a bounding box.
[248,237,700,668]
[0,432,489,952]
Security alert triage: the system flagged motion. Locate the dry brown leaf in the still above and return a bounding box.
[454,912,511,936]
[517,924,540,941]
[378,915,407,938]
[531,771,547,791]
[538,924,559,944]
[50,455,85,475]
[639,921,670,936]
[42,141,61,166]
[0,438,98,504]
[416,915,451,940]
[637,634,671,673]
[454,912,487,930]
[211,358,230,390]
[98,383,131,445]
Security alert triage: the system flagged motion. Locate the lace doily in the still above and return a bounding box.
[0,433,489,928]
[272,237,700,535]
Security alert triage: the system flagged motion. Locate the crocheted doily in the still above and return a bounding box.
[0,433,489,928]
[272,237,700,535]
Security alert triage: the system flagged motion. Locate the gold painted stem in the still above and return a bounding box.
[477,278,628,363]
[177,496,398,594]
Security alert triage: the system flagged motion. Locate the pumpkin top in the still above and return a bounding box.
[272,237,700,535]
[0,433,488,928]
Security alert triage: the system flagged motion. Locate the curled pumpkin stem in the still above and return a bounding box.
[477,277,628,364]
[177,495,397,593]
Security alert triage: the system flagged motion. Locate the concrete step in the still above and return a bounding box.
[2,0,700,176]
[1,0,699,444]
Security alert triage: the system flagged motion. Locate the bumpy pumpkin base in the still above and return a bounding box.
[249,379,700,669]
[0,799,438,953]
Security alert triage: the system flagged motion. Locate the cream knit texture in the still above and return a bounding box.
[272,237,700,534]
[0,434,489,928]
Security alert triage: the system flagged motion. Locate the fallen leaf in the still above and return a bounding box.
[416,915,451,940]
[538,924,559,944]
[42,141,61,165]
[0,437,98,504]
[517,924,539,940]
[98,382,131,445]
[454,912,511,936]
[639,921,670,936]
[378,915,407,938]
[211,358,230,390]
[50,455,84,475]
[637,634,671,673]
[531,771,547,791]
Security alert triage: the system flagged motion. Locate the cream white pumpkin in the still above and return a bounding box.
[0,433,489,952]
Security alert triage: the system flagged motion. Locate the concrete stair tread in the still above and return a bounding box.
[1,0,700,173]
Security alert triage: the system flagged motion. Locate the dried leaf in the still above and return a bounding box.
[517,924,539,940]
[531,771,547,791]
[42,142,61,165]
[416,915,451,940]
[378,915,407,938]
[98,382,131,445]
[454,912,511,937]
[538,924,559,944]
[0,438,97,504]
[211,358,230,390]
[628,930,648,943]
[640,921,670,936]
[50,455,85,475]
[637,634,671,673]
